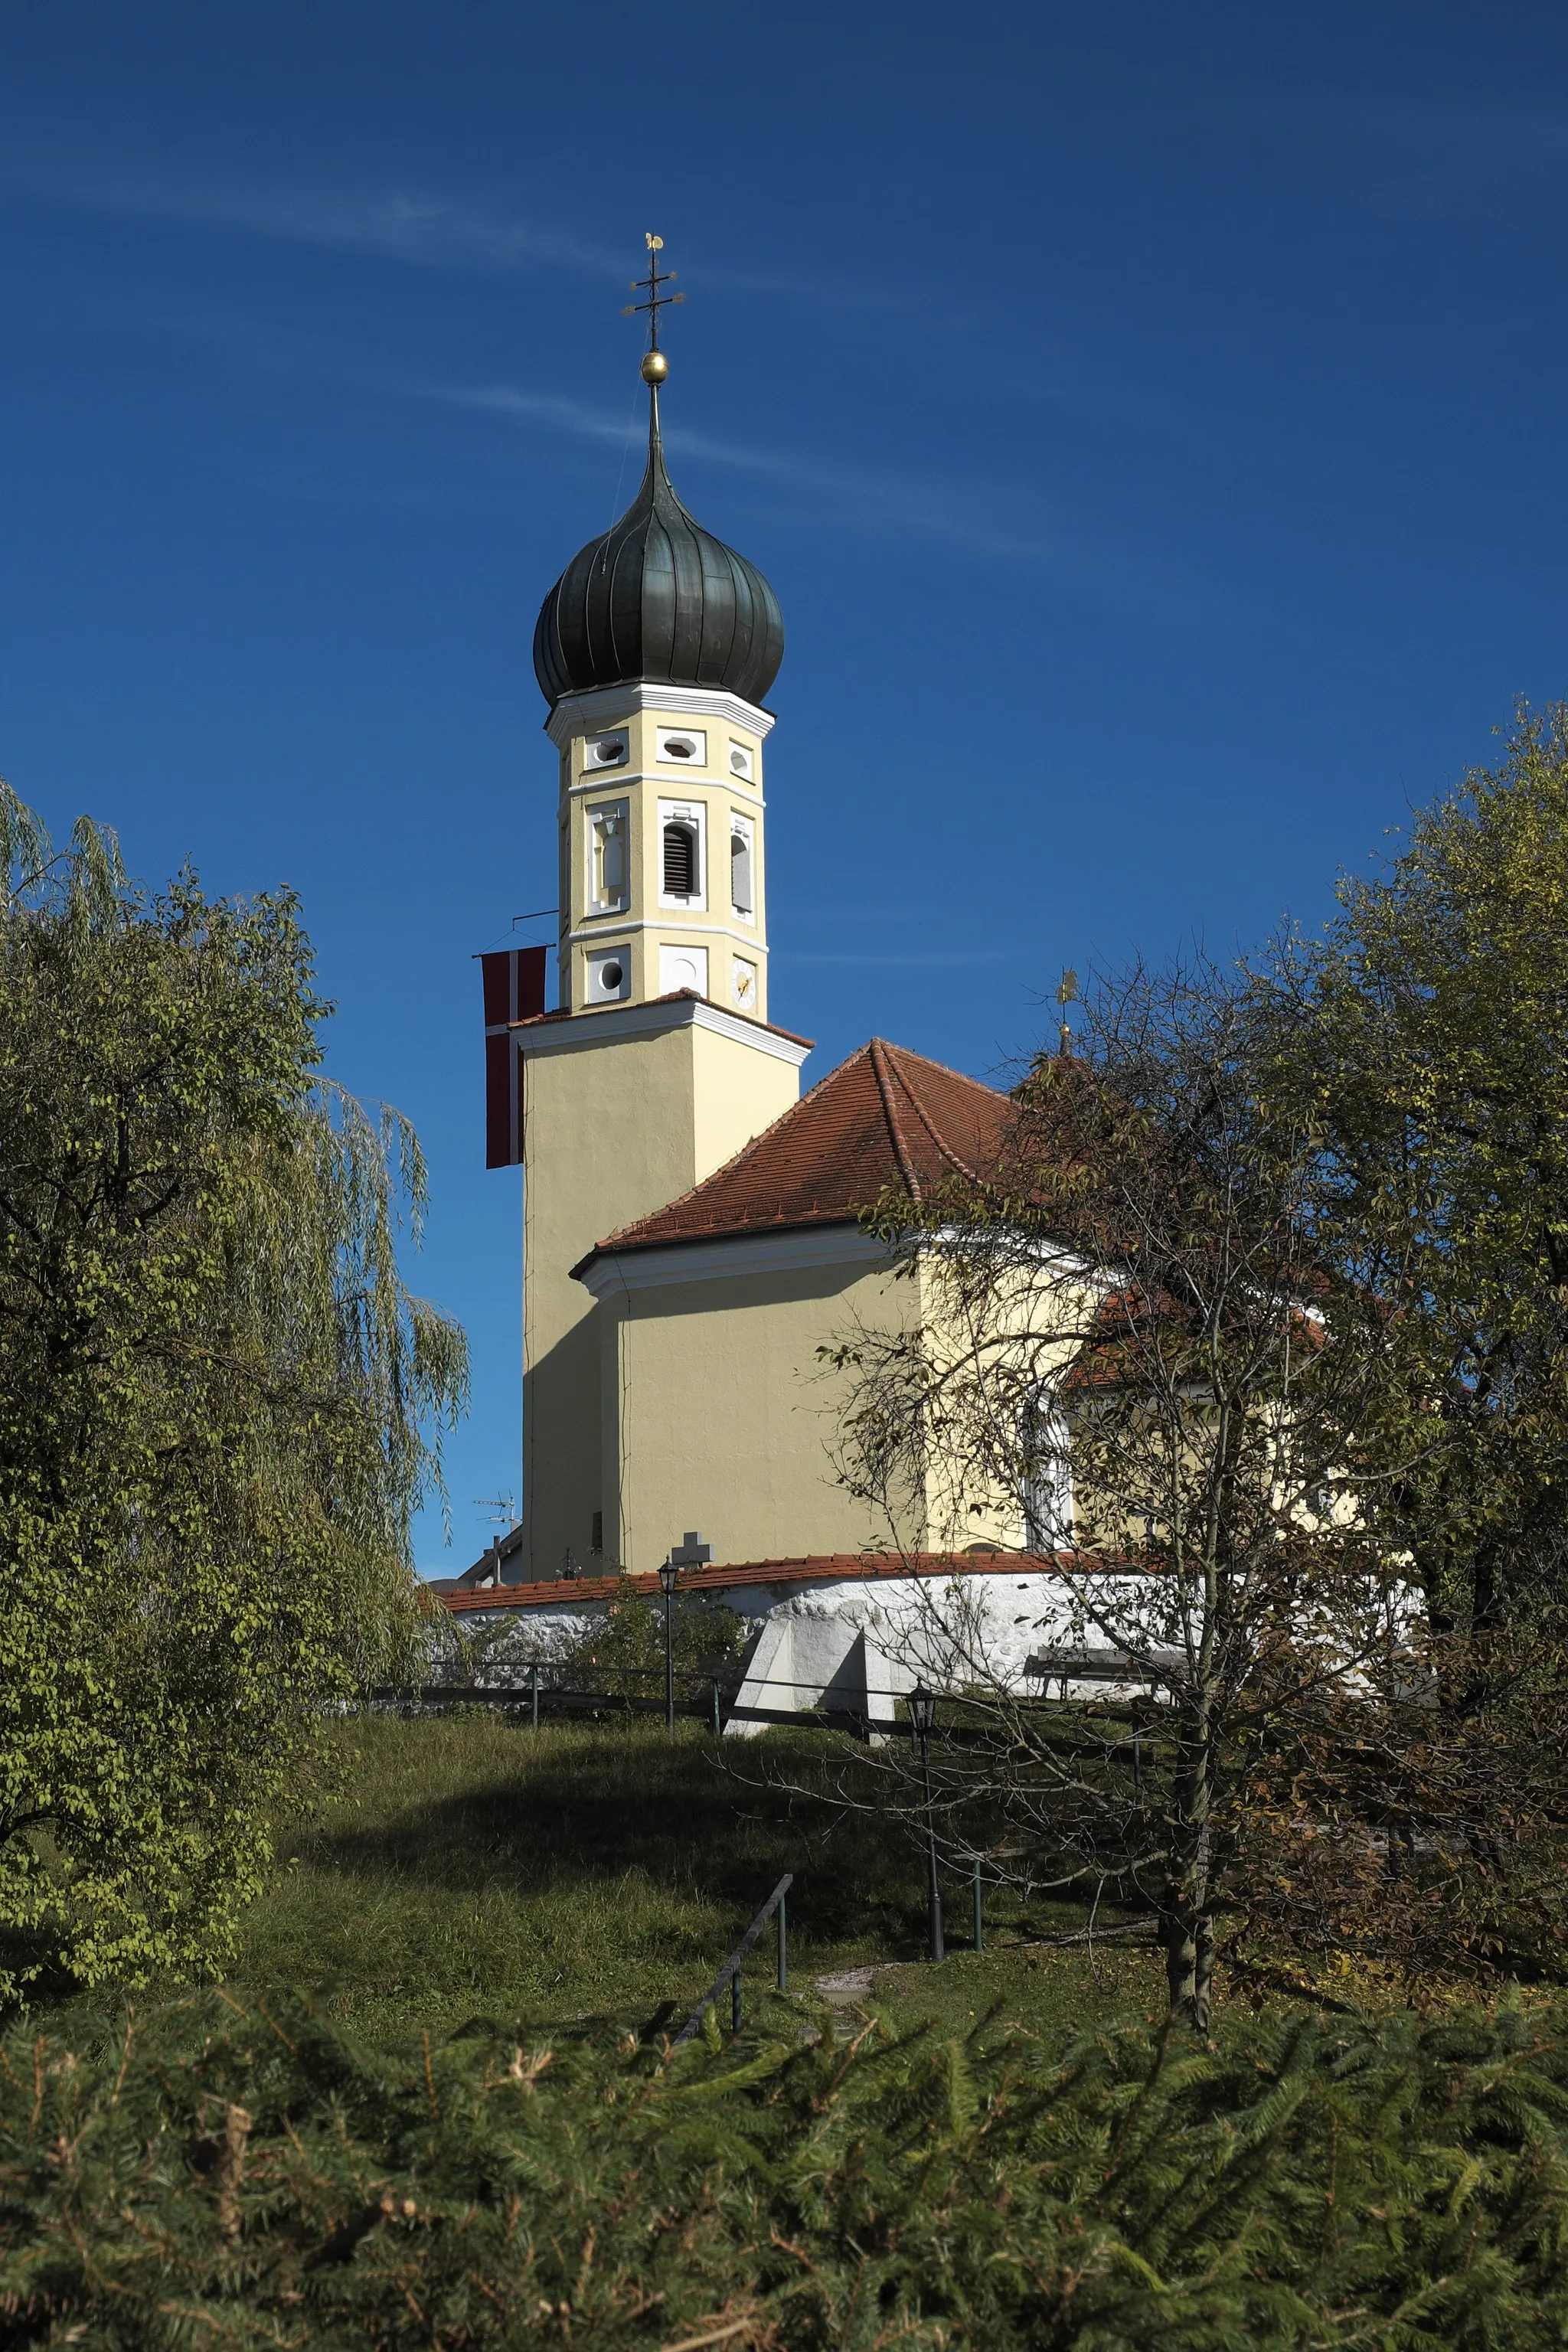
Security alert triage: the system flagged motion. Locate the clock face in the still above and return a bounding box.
[733,963,756,1008]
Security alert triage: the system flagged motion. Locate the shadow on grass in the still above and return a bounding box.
[292,1719,930,1955]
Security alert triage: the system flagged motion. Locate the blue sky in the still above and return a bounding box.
[2,1,1565,1573]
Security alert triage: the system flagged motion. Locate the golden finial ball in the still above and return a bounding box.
[639,350,669,384]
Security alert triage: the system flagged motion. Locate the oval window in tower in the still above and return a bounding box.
[656,727,707,766]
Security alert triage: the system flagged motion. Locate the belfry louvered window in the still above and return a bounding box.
[662,821,697,897]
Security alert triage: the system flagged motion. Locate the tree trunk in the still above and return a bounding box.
[1161,1892,1215,2034]
[1163,1707,1216,2033]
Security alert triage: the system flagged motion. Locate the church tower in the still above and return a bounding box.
[512,243,810,1577]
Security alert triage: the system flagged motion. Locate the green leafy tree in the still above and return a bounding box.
[0,783,467,1998]
[1262,704,1568,1642]
[827,949,1568,2022]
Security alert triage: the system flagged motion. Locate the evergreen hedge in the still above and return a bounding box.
[5,1991,1568,2347]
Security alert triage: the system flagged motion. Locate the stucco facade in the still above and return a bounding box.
[517,995,808,1579]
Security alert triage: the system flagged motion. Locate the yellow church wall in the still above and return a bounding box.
[596,1253,923,1573]
[903,1251,1099,1556]
[520,1010,803,1578]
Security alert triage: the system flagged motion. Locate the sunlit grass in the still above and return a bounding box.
[225,1712,1162,2044]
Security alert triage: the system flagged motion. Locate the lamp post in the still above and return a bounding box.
[658,1554,680,1734]
[659,1531,712,1736]
[908,1680,945,1963]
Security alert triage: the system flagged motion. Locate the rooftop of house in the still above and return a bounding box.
[573,1037,1011,1274]
[438,1547,1096,1614]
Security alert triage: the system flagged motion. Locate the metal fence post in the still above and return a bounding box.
[776,1889,788,1991]
[972,1858,984,1952]
[710,1676,721,1736]
[530,1663,540,1732]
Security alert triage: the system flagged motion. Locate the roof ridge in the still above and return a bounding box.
[880,1043,988,1188]
[592,1040,877,1256]
[867,1037,924,1197]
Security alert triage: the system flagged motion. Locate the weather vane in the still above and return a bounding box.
[622,231,684,384]
[1056,967,1079,1056]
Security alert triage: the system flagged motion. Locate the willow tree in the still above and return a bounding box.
[826,962,1568,2027]
[0,784,467,1998]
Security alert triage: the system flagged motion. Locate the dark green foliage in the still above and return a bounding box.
[563,1577,749,1690]
[5,1991,1568,2346]
[0,786,467,1997]
[448,1580,746,1700]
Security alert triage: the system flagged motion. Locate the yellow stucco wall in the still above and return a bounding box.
[596,1252,925,1573]
[520,1014,801,1578]
[557,699,771,1021]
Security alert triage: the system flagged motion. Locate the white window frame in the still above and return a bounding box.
[658,799,707,910]
[1021,1393,1074,1552]
[586,799,629,916]
[582,729,629,771]
[728,811,756,923]
[655,727,707,767]
[585,943,632,1003]
[727,740,755,782]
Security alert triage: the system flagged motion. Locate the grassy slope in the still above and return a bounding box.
[230,1714,1164,2044]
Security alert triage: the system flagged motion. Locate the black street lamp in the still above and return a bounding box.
[659,1532,712,1735]
[658,1554,681,1734]
[908,1679,945,1963]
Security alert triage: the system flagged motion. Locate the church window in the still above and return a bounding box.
[728,741,755,782]
[586,945,630,1002]
[1021,1394,1074,1551]
[588,802,628,913]
[658,800,704,905]
[730,815,754,917]
[656,727,707,766]
[663,822,696,896]
[583,730,628,769]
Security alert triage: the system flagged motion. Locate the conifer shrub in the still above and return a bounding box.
[5,1991,1568,2347]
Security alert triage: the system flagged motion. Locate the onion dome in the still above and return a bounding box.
[533,389,784,710]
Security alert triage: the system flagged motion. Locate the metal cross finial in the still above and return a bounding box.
[622,230,684,354]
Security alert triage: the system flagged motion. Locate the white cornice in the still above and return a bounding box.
[545,683,776,750]
[578,1222,893,1298]
[567,920,767,955]
[514,991,812,1069]
[567,773,764,805]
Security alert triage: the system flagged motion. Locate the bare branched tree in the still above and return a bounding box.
[817,960,1568,2028]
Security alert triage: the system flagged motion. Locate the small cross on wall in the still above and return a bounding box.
[670,1530,712,1569]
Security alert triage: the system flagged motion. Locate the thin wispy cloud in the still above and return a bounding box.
[11,157,620,274]
[149,299,1217,610]
[167,306,1109,570]
[3,156,877,305]
[443,377,1071,562]
[790,950,1030,967]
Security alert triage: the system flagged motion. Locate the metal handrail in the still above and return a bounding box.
[672,1873,792,2046]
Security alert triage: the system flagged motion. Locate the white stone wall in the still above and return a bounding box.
[441,1565,1158,1725]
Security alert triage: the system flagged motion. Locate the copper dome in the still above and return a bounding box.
[533,391,784,710]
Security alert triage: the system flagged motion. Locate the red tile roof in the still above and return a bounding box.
[574,1038,1010,1270]
[439,1548,1113,1615]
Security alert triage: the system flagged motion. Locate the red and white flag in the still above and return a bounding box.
[481,946,547,1168]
